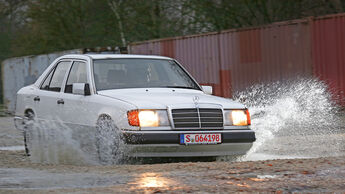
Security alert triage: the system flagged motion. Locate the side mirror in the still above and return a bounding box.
[201,85,213,95]
[72,83,91,96]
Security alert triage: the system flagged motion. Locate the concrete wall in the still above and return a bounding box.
[1,49,83,113]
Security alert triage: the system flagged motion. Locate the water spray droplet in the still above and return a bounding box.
[234,78,343,161]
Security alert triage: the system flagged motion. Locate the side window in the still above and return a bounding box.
[41,61,70,92]
[65,61,88,93]
[40,67,56,90]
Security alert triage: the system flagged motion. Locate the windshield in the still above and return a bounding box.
[93,58,200,91]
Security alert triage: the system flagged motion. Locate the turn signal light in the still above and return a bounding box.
[127,110,140,126]
[127,110,160,127]
[246,109,251,125]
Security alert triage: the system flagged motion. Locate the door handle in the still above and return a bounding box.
[33,96,40,102]
[57,99,64,104]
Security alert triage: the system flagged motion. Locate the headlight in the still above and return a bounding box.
[224,109,251,126]
[127,110,170,127]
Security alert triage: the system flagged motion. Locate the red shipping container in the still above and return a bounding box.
[129,13,345,107]
[312,14,345,106]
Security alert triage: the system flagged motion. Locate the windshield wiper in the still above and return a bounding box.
[165,86,198,89]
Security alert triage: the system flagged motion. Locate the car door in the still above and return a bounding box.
[34,60,72,122]
[57,60,92,128]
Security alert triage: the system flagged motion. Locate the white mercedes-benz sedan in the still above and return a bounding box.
[14,54,255,160]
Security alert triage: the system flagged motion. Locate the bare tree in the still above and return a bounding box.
[108,0,126,47]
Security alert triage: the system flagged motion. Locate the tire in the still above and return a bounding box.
[24,111,35,156]
[95,115,123,164]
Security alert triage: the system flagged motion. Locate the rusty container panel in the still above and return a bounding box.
[174,33,223,96]
[218,32,238,97]
[130,41,161,55]
[161,39,175,58]
[130,21,313,99]
[229,21,313,93]
[129,14,345,107]
[312,15,345,106]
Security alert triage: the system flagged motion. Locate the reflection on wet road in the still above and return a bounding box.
[128,172,180,191]
[136,173,174,188]
[0,168,182,191]
[0,168,130,189]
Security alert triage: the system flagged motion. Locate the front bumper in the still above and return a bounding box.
[127,143,253,157]
[122,130,255,157]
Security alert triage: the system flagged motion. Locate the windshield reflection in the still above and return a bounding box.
[93,59,200,91]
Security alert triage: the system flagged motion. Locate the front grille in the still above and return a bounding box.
[171,108,223,129]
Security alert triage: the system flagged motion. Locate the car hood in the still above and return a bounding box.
[98,88,246,110]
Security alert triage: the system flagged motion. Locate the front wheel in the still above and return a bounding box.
[95,115,124,164]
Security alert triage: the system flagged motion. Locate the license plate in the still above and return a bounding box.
[180,134,222,145]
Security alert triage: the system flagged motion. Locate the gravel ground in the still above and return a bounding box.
[0,117,23,147]
[0,116,345,193]
[0,150,344,193]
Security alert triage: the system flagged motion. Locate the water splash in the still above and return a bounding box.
[25,118,130,165]
[26,120,94,165]
[95,116,130,165]
[234,78,344,160]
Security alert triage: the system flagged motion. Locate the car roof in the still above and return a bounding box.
[61,54,173,60]
[87,54,172,60]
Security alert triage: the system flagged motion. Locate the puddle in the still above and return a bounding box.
[0,168,130,189]
[256,174,280,179]
[0,146,25,151]
[0,168,182,191]
[243,153,314,162]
